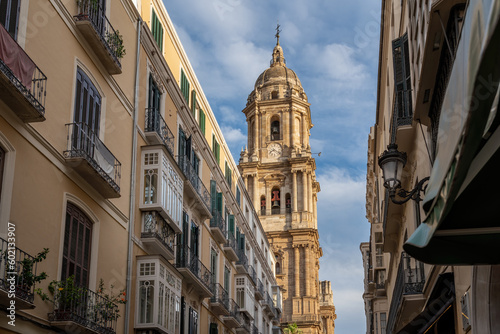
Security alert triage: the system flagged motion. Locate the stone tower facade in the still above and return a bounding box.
[239,36,334,334]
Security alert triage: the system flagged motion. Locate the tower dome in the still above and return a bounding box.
[247,40,307,105]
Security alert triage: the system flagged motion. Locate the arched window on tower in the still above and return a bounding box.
[260,195,266,216]
[275,262,281,275]
[271,187,280,214]
[286,193,291,213]
[271,119,280,141]
[271,91,278,99]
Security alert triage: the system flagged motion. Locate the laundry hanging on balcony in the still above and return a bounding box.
[0,24,35,89]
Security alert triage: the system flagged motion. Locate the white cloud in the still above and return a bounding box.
[221,125,247,148]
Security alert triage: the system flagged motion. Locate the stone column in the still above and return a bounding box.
[302,171,308,212]
[294,245,300,297]
[292,171,298,212]
[244,175,248,190]
[305,245,310,296]
[308,173,313,213]
[254,114,259,155]
[265,182,271,215]
[301,113,306,147]
[253,174,259,209]
[280,185,285,214]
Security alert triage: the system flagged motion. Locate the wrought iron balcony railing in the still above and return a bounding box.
[142,211,175,254]
[175,244,212,292]
[0,237,39,307]
[224,298,242,327]
[64,122,121,196]
[145,107,174,157]
[210,210,227,243]
[210,283,229,310]
[224,231,238,257]
[74,0,123,71]
[247,265,257,286]
[177,155,211,211]
[386,252,425,334]
[255,278,264,300]
[0,23,47,122]
[252,323,259,334]
[48,282,119,334]
[235,250,248,272]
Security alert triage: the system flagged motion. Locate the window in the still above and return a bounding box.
[275,262,281,274]
[260,195,266,215]
[380,312,387,333]
[0,0,20,39]
[148,74,161,111]
[137,258,181,333]
[74,68,101,134]
[392,33,412,127]
[236,287,245,308]
[210,248,217,284]
[225,161,232,188]
[151,9,163,52]
[236,186,241,206]
[224,266,230,294]
[271,187,280,214]
[198,108,206,135]
[285,193,291,213]
[180,69,190,104]
[62,203,92,287]
[140,150,183,230]
[209,323,218,334]
[271,119,280,140]
[188,307,198,334]
[212,134,220,164]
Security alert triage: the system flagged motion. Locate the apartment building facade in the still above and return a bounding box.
[0,0,281,333]
[363,0,500,333]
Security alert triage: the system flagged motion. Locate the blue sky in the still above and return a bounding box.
[163,0,381,332]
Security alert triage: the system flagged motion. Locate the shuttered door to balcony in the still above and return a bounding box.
[0,0,20,39]
[62,203,92,287]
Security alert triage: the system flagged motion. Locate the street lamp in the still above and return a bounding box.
[378,143,429,204]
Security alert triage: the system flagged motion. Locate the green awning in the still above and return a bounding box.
[404,0,500,264]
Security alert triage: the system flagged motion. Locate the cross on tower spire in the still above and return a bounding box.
[275,22,281,45]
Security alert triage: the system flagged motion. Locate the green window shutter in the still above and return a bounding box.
[199,109,205,135]
[236,186,241,206]
[240,233,245,252]
[151,9,163,52]
[210,180,217,212]
[216,192,223,213]
[228,215,235,235]
[216,142,220,165]
[180,69,190,104]
[191,90,197,116]
[212,134,216,155]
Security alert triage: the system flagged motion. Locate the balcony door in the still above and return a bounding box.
[0,0,20,39]
[62,203,92,287]
[73,69,101,156]
[147,74,161,130]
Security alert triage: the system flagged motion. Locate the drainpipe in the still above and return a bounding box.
[124,17,142,333]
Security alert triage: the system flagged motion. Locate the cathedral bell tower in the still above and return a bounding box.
[239,27,330,334]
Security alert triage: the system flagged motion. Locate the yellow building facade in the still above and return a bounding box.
[0,0,280,333]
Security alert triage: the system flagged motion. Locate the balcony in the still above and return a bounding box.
[210,283,230,316]
[282,314,321,325]
[386,252,425,333]
[236,319,251,334]
[223,231,239,262]
[0,24,46,122]
[262,291,273,315]
[175,245,212,298]
[144,108,174,157]
[177,155,211,218]
[223,299,242,328]
[0,238,38,310]
[247,265,257,286]
[64,122,121,198]
[210,210,226,244]
[141,211,176,260]
[235,250,249,274]
[74,0,123,74]
[255,279,264,300]
[48,283,119,334]
[252,323,259,334]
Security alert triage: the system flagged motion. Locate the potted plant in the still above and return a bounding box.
[94,279,126,330]
[106,30,126,60]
